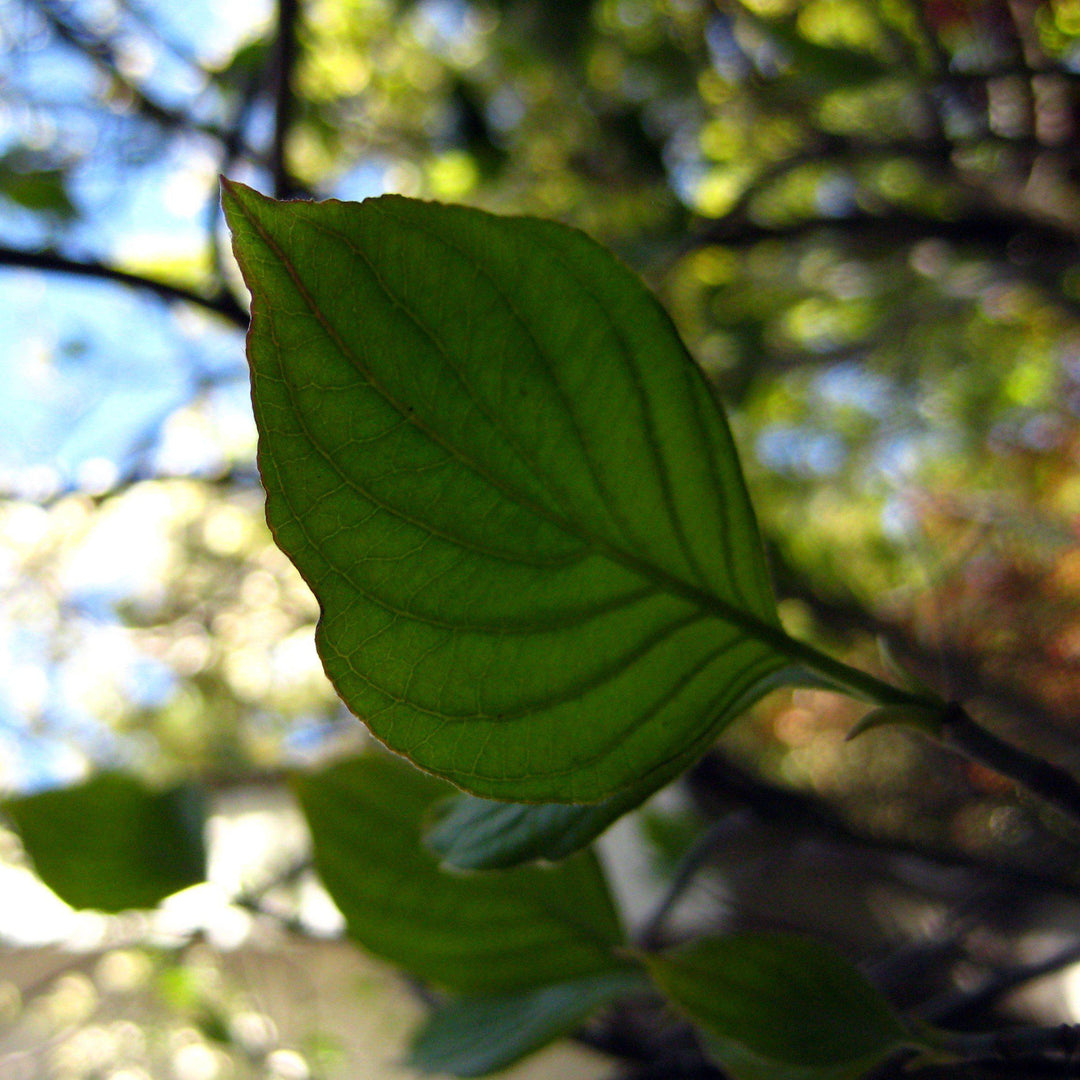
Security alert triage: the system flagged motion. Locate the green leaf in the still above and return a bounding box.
[293,752,628,995]
[425,792,639,871]
[222,179,800,804]
[3,773,206,912]
[645,933,912,1080]
[407,970,647,1077]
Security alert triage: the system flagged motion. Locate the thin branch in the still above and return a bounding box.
[271,0,301,199]
[918,939,1080,1024]
[937,1023,1080,1062]
[770,546,1080,756]
[0,244,249,327]
[32,0,265,158]
[685,751,1080,896]
[689,206,1080,256]
[942,703,1080,830]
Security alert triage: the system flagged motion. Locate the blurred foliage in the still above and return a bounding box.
[4,0,1080,1074]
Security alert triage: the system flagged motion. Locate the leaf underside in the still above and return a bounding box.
[293,752,628,996]
[407,970,647,1077]
[223,180,791,803]
[427,664,807,869]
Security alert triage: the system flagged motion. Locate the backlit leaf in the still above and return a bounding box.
[293,752,628,995]
[223,180,799,803]
[3,773,206,912]
[646,933,913,1080]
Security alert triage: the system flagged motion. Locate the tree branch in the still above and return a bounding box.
[0,245,249,327]
[943,703,1080,830]
[918,939,1080,1024]
[32,0,265,158]
[271,0,301,199]
[685,751,1080,896]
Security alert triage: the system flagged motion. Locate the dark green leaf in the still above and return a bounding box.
[3,773,206,912]
[293,752,628,995]
[645,933,912,1080]
[407,970,647,1077]
[425,792,640,871]
[223,180,799,804]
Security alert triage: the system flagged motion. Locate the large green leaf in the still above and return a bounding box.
[222,179,799,804]
[406,970,647,1077]
[645,933,914,1080]
[293,753,628,995]
[3,773,206,912]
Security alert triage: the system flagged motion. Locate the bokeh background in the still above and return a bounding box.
[5,0,1080,1076]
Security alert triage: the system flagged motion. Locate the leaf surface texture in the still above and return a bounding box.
[224,181,790,801]
[646,933,911,1079]
[406,971,646,1076]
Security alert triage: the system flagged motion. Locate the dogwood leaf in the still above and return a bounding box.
[223,180,802,803]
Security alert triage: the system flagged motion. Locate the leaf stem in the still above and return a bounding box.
[778,635,1080,831]
[779,631,940,709]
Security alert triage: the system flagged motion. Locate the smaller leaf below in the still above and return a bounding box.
[427,666,814,870]
[645,932,914,1080]
[294,752,628,995]
[407,970,648,1077]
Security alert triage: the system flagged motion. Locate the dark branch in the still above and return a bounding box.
[943,703,1080,831]
[0,245,249,327]
[689,207,1080,256]
[919,939,1080,1024]
[685,751,1080,896]
[33,0,264,157]
[271,0,301,199]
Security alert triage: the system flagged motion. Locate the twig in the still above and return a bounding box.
[770,545,1080,749]
[0,244,249,327]
[270,0,301,199]
[685,751,1080,896]
[32,0,259,154]
[937,1023,1080,1061]
[942,703,1080,830]
[689,205,1080,256]
[232,855,322,938]
[919,939,1080,1024]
